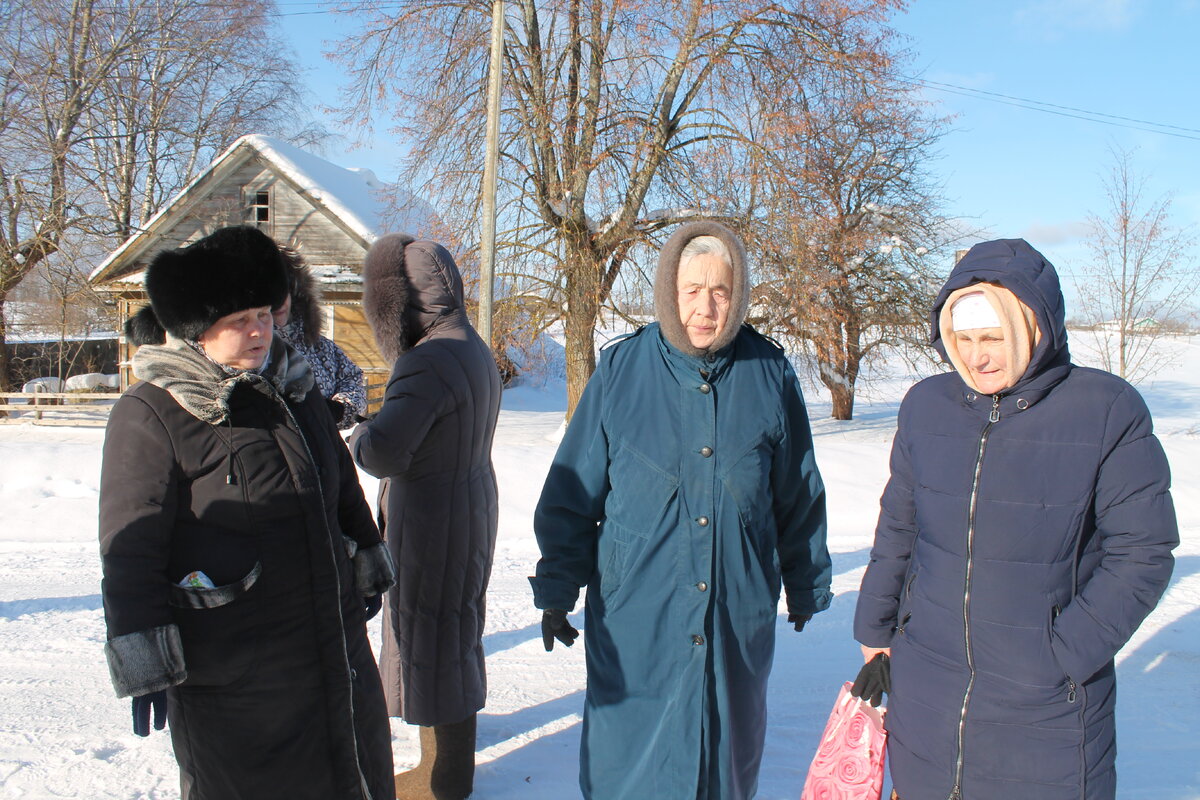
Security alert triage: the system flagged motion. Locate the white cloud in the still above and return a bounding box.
[1014,0,1135,34]
[1019,220,1092,246]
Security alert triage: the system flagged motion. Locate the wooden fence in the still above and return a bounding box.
[1,372,391,426]
[0,392,118,426]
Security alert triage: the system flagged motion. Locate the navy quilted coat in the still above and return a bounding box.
[532,323,831,800]
[854,239,1177,800]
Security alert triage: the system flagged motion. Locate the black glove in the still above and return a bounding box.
[364,593,383,620]
[541,609,579,651]
[325,397,350,424]
[132,689,168,737]
[787,613,812,632]
[850,653,891,708]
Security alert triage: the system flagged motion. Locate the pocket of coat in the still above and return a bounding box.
[596,521,635,608]
[169,562,263,609]
[171,564,264,687]
[605,444,678,537]
[1046,603,1071,684]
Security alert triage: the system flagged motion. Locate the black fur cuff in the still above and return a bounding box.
[104,624,187,698]
[354,542,396,597]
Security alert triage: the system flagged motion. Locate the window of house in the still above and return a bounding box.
[247,189,271,230]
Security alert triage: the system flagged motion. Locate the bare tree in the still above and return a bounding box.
[746,30,953,420]
[1074,146,1197,383]
[0,0,320,390]
[80,1,326,242]
[336,0,905,416]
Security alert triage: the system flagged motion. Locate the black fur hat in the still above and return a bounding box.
[124,305,167,346]
[137,226,288,342]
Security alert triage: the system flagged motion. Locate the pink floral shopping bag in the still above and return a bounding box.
[800,681,887,800]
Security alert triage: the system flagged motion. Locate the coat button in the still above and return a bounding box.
[700,446,713,457]
[697,582,708,592]
[350,668,358,680]
[699,383,711,394]
[697,516,709,526]
[966,392,977,402]
[692,634,705,645]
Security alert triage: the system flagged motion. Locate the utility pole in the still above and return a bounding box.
[478,0,504,349]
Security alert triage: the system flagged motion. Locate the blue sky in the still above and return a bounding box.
[278,1,1200,298]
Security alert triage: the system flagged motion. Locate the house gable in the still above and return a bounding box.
[88,135,440,399]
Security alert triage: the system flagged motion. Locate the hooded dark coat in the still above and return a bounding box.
[349,234,502,726]
[99,336,396,800]
[854,239,1178,800]
[531,222,831,799]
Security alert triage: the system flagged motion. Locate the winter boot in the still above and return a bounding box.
[393,725,435,799]
[394,713,477,800]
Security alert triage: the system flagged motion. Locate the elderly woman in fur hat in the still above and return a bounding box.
[349,234,502,800]
[272,248,368,430]
[99,226,396,800]
[853,238,1177,800]
[530,220,832,799]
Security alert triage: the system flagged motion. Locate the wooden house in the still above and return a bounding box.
[88,134,439,409]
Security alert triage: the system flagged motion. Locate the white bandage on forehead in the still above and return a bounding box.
[950,291,1000,331]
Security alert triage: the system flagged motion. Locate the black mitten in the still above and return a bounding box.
[787,613,812,632]
[541,608,579,651]
[132,689,168,737]
[850,653,891,708]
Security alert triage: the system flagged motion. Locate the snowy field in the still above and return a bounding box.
[0,332,1197,799]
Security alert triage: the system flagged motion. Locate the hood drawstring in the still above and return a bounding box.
[224,416,238,485]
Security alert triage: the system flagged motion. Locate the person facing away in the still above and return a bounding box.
[273,248,368,429]
[348,233,502,800]
[530,220,832,800]
[100,225,396,800]
[852,238,1178,800]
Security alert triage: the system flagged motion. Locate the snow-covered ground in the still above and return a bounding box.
[0,333,1197,799]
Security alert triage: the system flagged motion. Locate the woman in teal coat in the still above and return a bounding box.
[531,221,832,799]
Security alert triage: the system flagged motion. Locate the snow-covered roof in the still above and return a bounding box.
[242,134,385,243]
[88,134,437,285]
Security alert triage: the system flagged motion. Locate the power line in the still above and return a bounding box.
[31,1,1200,143]
[900,76,1200,142]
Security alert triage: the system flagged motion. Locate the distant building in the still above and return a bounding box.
[88,134,439,401]
[1096,317,1160,333]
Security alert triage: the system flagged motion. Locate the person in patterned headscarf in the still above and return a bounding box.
[273,248,368,429]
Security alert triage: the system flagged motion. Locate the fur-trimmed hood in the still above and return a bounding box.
[279,248,324,347]
[362,233,468,363]
[654,221,751,357]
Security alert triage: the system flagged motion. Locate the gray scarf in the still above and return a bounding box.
[132,335,314,423]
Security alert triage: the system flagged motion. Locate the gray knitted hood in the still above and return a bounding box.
[653,221,751,357]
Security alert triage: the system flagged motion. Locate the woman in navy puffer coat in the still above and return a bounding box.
[854,238,1177,800]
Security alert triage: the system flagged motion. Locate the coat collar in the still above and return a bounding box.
[131,335,314,423]
[958,348,1072,419]
[654,322,736,383]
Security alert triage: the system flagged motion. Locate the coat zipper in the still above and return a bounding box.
[949,393,1000,800]
[271,385,375,800]
[1052,604,1078,703]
